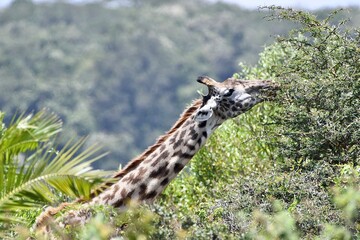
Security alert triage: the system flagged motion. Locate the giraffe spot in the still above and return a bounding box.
[139,184,147,196]
[111,185,120,199]
[143,158,151,164]
[159,150,170,160]
[183,153,192,159]
[182,120,191,127]
[132,167,147,184]
[150,152,159,159]
[173,150,193,159]
[139,189,156,201]
[173,139,183,149]
[145,191,157,200]
[173,150,180,156]
[113,200,123,208]
[236,103,243,109]
[120,188,127,198]
[198,121,207,128]
[131,175,142,184]
[123,173,135,183]
[169,132,179,144]
[102,194,114,203]
[126,190,135,199]
[163,161,169,168]
[202,131,208,138]
[172,131,179,140]
[174,163,184,173]
[151,150,170,167]
[186,144,196,151]
[149,165,169,179]
[229,100,235,104]
[159,145,166,152]
[102,194,110,201]
[160,178,169,186]
[169,136,176,144]
[179,130,186,139]
[197,137,202,146]
[144,152,158,163]
[191,132,199,140]
[144,150,159,163]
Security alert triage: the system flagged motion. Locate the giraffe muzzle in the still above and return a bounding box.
[253,81,280,101]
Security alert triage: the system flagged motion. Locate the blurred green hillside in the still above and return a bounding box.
[0,0,359,169]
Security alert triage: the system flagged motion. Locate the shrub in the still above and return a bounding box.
[259,7,359,168]
[150,7,360,239]
[231,7,360,238]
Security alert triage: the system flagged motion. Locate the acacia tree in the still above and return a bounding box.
[235,7,360,237]
[150,8,360,239]
[265,8,360,168]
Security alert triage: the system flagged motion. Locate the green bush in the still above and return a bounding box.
[148,8,360,239]
[261,8,359,168]
[233,7,359,238]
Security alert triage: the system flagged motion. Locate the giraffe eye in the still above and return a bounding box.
[223,89,234,97]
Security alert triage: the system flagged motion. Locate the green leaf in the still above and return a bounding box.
[0,110,110,229]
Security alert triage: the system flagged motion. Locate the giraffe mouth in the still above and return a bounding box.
[255,83,280,101]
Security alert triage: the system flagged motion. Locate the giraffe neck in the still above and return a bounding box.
[90,99,225,208]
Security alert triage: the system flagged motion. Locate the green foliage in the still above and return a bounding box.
[0,111,61,155]
[247,203,299,240]
[257,7,360,168]
[78,213,114,240]
[0,110,109,233]
[234,7,359,238]
[45,203,157,240]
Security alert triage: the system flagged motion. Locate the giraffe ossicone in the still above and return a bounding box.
[35,76,279,229]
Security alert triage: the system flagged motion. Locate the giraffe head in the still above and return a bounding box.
[195,76,279,122]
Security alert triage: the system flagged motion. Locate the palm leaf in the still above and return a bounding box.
[0,110,62,156]
[0,110,111,229]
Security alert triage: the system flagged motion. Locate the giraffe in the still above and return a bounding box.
[35,76,278,229]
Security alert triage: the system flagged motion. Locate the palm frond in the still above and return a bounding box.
[0,110,62,156]
[0,110,112,229]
